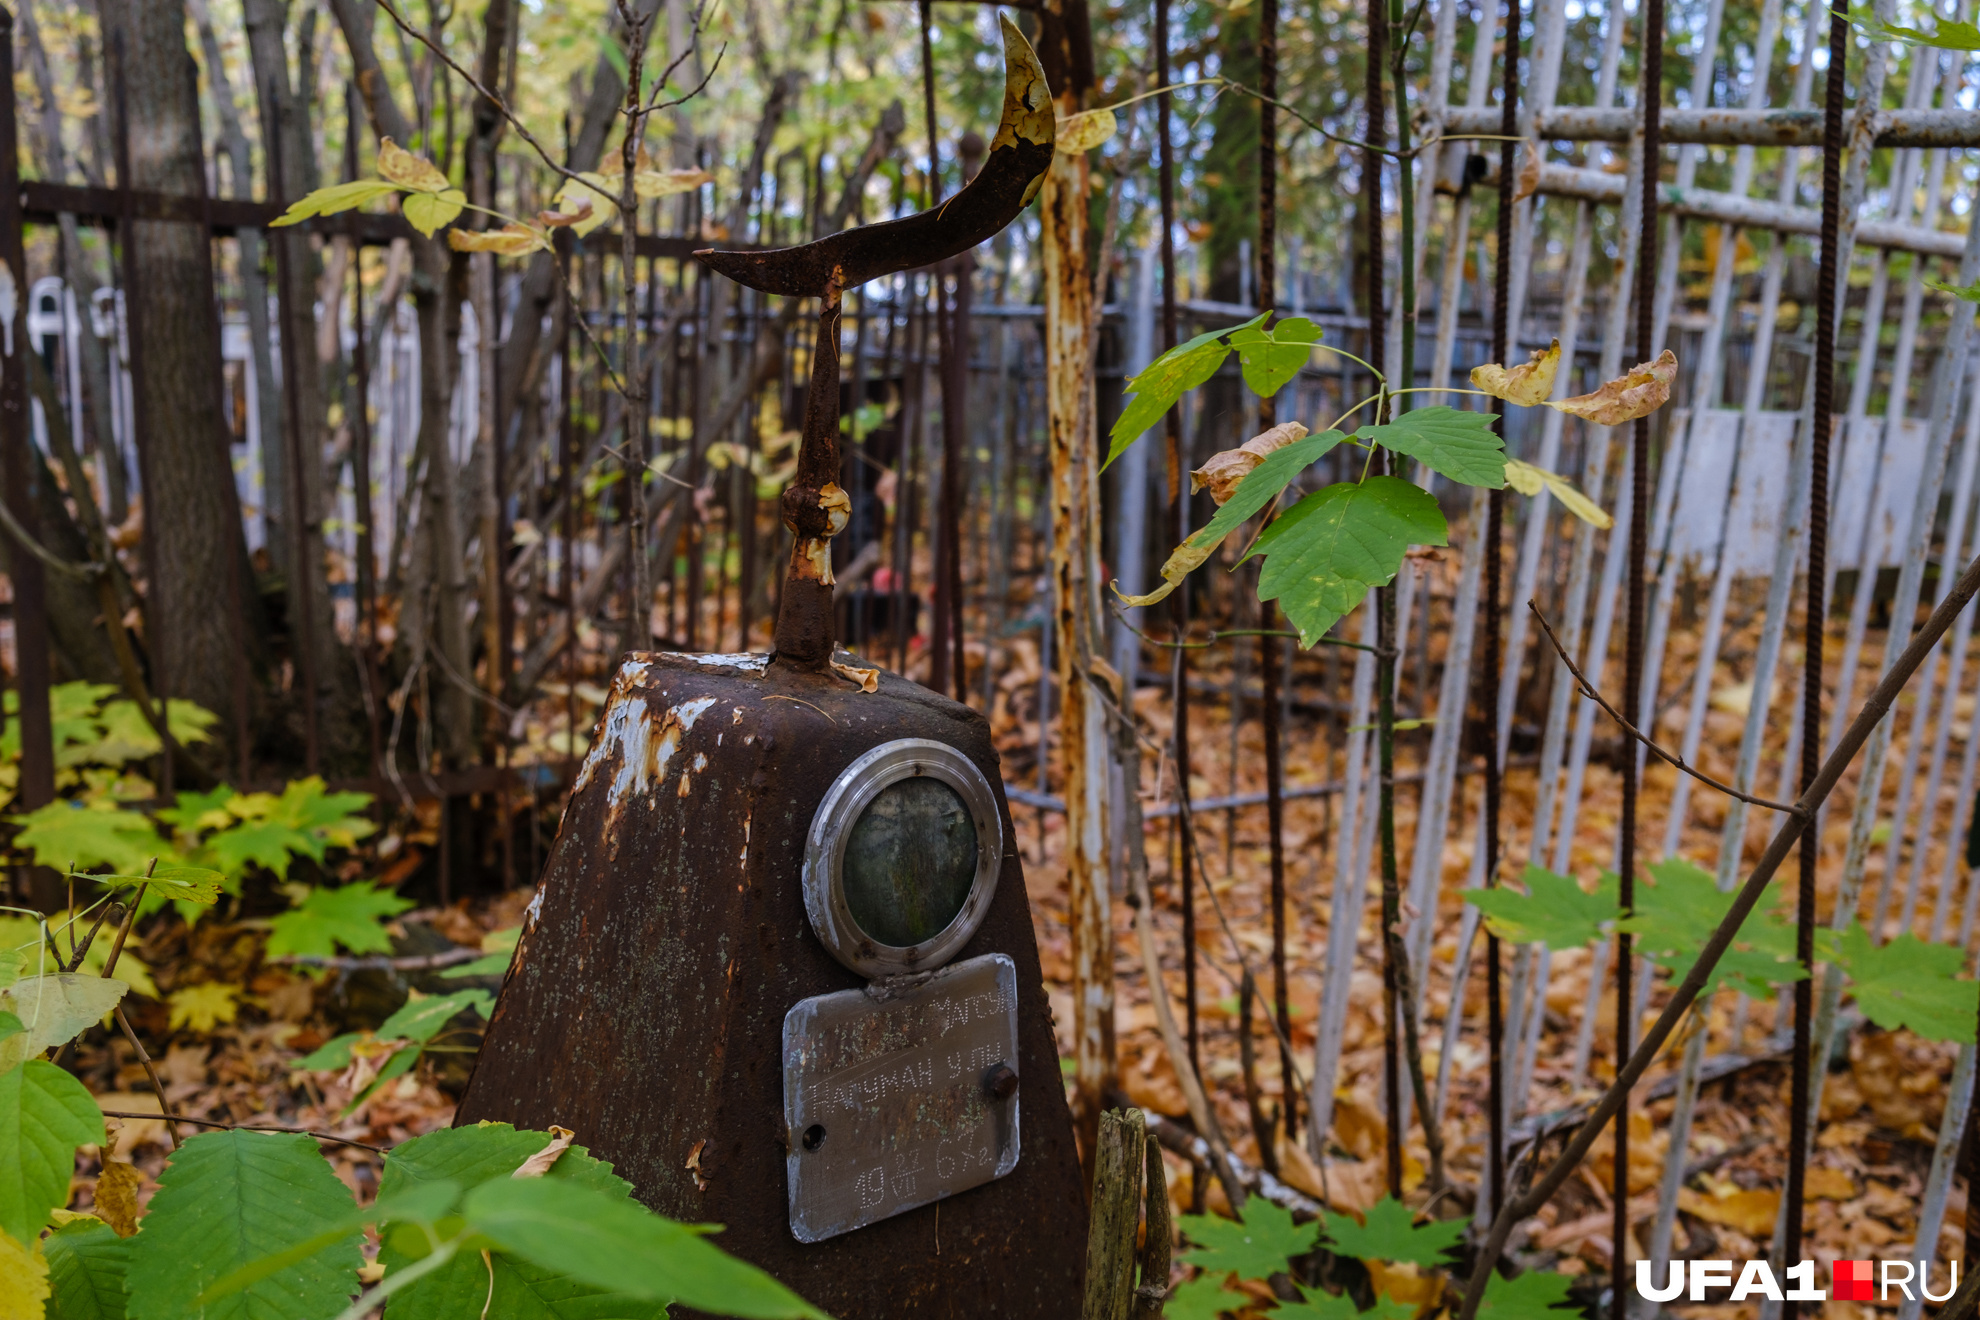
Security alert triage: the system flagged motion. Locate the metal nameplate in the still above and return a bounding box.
[783,952,1022,1242]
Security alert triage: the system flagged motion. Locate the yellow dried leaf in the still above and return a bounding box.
[1471,338,1561,407]
[550,174,618,237]
[0,1228,49,1319]
[1547,348,1677,425]
[1189,421,1308,505]
[1503,458,1613,528]
[1056,107,1117,153]
[1502,457,1547,496]
[401,189,467,239]
[830,661,880,693]
[512,1125,575,1178]
[446,222,551,256]
[538,199,594,229]
[1513,138,1543,203]
[1112,534,1216,609]
[94,1160,143,1236]
[1802,1165,1858,1201]
[166,981,239,1034]
[631,167,713,200]
[376,138,450,194]
[1678,1182,1780,1237]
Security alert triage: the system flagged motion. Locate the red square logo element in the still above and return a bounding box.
[1833,1260,1875,1301]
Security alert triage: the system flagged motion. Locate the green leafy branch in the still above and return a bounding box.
[1467,858,1977,1039]
[1,934,829,1319]
[1106,323,1675,648]
[1168,1195,1577,1320]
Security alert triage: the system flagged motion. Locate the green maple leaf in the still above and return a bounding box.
[1620,856,1805,1000]
[1229,316,1324,397]
[9,801,165,874]
[264,881,413,960]
[44,1216,131,1320]
[1164,1273,1245,1320]
[1275,1286,1420,1320]
[1479,1270,1579,1320]
[124,1130,363,1320]
[154,785,239,837]
[33,681,116,768]
[1246,476,1448,647]
[1857,14,1980,49]
[0,1059,103,1243]
[1465,865,1618,947]
[93,865,223,906]
[210,778,376,879]
[1177,1199,1321,1282]
[1360,406,1508,488]
[1835,925,1976,1043]
[1322,1196,1464,1267]
[1107,313,1268,465]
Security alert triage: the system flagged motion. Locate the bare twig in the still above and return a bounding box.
[273,946,486,972]
[373,0,592,190]
[1530,600,1802,816]
[111,1007,176,1151]
[98,1109,384,1153]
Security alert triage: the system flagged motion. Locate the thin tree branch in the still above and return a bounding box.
[1531,600,1802,816]
[1456,550,1980,1320]
[97,1109,385,1153]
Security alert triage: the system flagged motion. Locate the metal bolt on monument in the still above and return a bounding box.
[458,20,1086,1317]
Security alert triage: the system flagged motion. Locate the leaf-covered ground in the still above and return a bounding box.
[40,556,1977,1318]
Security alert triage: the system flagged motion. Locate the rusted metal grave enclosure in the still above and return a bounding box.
[458,21,1086,1317]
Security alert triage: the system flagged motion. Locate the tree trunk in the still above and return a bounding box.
[245,0,364,769]
[102,0,253,750]
[332,0,478,766]
[1043,106,1113,1174]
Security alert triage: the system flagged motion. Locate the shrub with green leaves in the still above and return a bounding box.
[1166,1194,1577,1320]
[1466,857,1977,1040]
[1105,322,1661,648]
[0,959,830,1320]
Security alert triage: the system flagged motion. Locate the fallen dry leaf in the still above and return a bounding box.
[1803,1166,1859,1201]
[1679,1182,1780,1237]
[1471,339,1560,408]
[95,1093,168,1151]
[512,1125,575,1178]
[376,138,450,193]
[1367,1259,1442,1315]
[1547,349,1677,425]
[830,660,880,693]
[93,1162,143,1237]
[687,1139,710,1192]
[1190,421,1309,506]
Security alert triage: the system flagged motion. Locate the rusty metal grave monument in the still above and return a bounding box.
[458,20,1086,1316]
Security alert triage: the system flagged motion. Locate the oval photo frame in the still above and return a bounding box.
[803,738,1004,979]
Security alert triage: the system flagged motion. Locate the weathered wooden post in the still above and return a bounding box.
[459,20,1086,1316]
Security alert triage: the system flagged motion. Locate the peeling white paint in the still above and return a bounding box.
[693,753,708,772]
[675,696,719,729]
[523,887,546,930]
[662,651,770,674]
[571,660,654,799]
